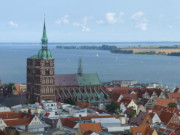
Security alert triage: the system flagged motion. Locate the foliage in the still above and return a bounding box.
[111,49,133,54]
[64,98,76,105]
[28,100,34,104]
[131,110,136,117]
[168,103,177,108]
[114,108,122,114]
[106,102,119,113]
[3,82,16,89]
[168,52,180,56]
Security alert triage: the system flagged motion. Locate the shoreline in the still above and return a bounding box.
[56,45,180,57]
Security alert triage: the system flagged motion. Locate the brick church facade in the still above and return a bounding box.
[27,19,56,102]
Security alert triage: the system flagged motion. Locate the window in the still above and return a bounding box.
[46,87,49,93]
[46,70,49,75]
[46,78,49,84]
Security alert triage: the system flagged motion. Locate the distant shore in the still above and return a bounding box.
[56,45,180,56]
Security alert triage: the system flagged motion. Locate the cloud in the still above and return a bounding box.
[82,26,90,32]
[8,21,18,28]
[130,11,148,31]
[55,14,69,24]
[131,11,144,19]
[106,12,117,24]
[97,12,124,25]
[96,20,104,24]
[73,16,91,32]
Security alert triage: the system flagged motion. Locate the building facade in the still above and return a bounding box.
[27,19,56,102]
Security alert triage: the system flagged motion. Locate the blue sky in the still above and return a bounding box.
[0,0,180,42]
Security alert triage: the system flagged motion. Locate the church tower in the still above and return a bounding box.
[27,18,56,102]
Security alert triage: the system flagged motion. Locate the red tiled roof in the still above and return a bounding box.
[61,119,77,128]
[116,98,132,107]
[158,128,172,134]
[167,123,179,130]
[169,93,180,100]
[156,99,177,107]
[152,105,179,116]
[159,111,174,125]
[122,93,138,99]
[80,123,102,134]
[105,87,138,101]
[169,132,175,135]
[44,112,50,117]
[138,88,163,98]
[109,93,121,102]
[0,112,27,120]
[4,118,30,126]
[61,114,124,128]
[77,102,91,108]
[131,125,154,135]
[149,112,155,119]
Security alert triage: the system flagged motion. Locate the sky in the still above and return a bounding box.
[0,0,180,42]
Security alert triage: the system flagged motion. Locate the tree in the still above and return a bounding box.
[168,103,177,108]
[131,110,136,117]
[106,102,119,113]
[64,98,76,105]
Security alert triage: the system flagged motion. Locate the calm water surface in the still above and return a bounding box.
[0,42,180,87]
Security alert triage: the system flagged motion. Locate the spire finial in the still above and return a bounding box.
[41,15,48,45]
[78,57,83,76]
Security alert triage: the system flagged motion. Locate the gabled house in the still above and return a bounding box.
[138,98,156,109]
[105,87,138,102]
[136,104,146,115]
[0,111,49,133]
[117,98,138,113]
[159,111,180,126]
[149,112,161,125]
[77,123,102,135]
[129,112,152,126]
[131,125,158,135]
[138,88,166,100]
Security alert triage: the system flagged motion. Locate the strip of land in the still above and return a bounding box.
[56,45,180,56]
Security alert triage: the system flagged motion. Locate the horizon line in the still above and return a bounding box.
[0,41,180,44]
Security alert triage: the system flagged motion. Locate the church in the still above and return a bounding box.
[27,19,110,104]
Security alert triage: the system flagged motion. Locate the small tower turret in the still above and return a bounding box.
[78,57,83,76]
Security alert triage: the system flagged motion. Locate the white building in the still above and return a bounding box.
[0,106,11,112]
[42,100,58,112]
[91,118,130,132]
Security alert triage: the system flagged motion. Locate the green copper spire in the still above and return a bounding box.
[29,17,53,59]
[41,18,48,45]
[78,57,83,76]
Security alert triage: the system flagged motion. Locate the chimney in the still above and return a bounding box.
[79,114,82,123]
[28,109,31,116]
[25,124,28,131]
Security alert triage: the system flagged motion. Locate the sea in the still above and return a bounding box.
[1,42,180,87]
